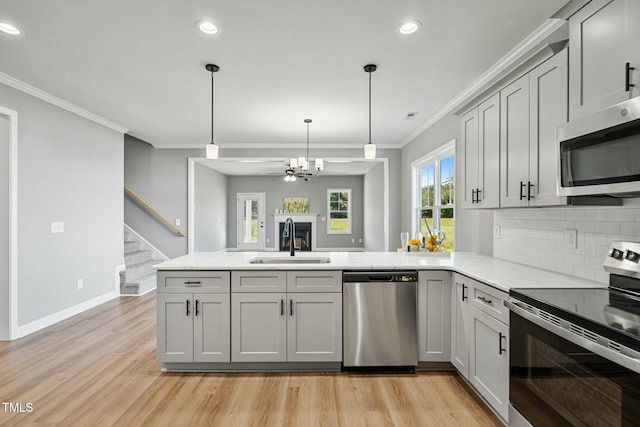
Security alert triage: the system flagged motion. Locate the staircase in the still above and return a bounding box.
[122,226,166,295]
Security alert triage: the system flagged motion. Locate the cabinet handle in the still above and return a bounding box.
[626,62,636,92]
[195,299,199,316]
[527,181,534,201]
[461,284,468,301]
[186,299,190,316]
[478,296,493,305]
[471,189,476,204]
[184,281,201,287]
[476,188,482,203]
[519,181,526,200]
[499,332,506,355]
[280,299,284,316]
[290,299,294,316]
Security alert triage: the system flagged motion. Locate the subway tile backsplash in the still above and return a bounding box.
[493,207,640,284]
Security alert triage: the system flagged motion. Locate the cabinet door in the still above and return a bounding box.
[450,275,470,378]
[418,271,452,362]
[157,294,193,363]
[194,293,231,363]
[469,305,509,422]
[477,94,500,208]
[529,50,568,207]
[569,0,639,120]
[287,293,342,362]
[231,293,286,362]
[500,74,530,208]
[460,107,479,209]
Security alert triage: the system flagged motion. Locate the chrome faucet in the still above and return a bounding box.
[283,217,296,256]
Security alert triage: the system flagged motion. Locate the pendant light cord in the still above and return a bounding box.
[368,69,372,144]
[306,121,310,166]
[210,71,214,144]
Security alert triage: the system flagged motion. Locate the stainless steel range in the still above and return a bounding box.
[507,241,640,427]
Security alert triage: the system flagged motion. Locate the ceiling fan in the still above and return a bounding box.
[277,119,324,182]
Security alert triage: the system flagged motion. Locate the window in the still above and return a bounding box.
[327,189,351,234]
[412,141,454,251]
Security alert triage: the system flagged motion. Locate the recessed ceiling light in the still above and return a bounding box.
[398,20,421,35]
[0,22,21,36]
[196,20,219,35]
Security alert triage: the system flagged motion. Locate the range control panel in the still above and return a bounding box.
[604,241,640,279]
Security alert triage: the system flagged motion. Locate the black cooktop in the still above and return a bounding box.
[510,282,640,352]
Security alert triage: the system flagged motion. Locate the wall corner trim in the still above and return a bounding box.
[398,18,567,148]
[0,72,129,134]
[16,290,120,339]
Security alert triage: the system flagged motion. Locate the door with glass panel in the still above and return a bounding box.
[236,193,265,250]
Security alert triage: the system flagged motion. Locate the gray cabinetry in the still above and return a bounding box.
[230,270,342,363]
[157,271,231,364]
[451,274,470,377]
[460,93,500,209]
[569,0,640,120]
[418,271,452,362]
[287,293,342,362]
[231,292,287,362]
[500,50,568,208]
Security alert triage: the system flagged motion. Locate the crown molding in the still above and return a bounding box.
[0,72,129,134]
[152,142,401,150]
[398,18,568,148]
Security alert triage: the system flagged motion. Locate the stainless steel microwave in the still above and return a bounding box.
[557,97,640,197]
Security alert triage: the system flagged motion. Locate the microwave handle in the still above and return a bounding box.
[626,62,636,92]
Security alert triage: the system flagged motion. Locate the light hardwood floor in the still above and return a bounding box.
[0,292,501,426]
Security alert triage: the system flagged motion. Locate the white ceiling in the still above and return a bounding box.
[0,0,567,150]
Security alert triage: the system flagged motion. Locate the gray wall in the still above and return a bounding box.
[363,162,385,251]
[124,136,200,258]
[226,175,364,249]
[400,112,493,255]
[125,143,401,256]
[194,163,227,251]
[0,83,124,327]
[0,114,9,338]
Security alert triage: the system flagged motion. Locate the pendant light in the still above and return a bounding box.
[205,63,220,159]
[284,119,323,181]
[363,64,377,159]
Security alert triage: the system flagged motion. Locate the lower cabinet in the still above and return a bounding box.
[451,274,470,377]
[231,292,342,363]
[469,305,509,421]
[157,293,231,363]
[418,271,452,362]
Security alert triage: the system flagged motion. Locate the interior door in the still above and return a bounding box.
[236,192,265,250]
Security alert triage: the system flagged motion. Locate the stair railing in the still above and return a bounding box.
[124,187,188,238]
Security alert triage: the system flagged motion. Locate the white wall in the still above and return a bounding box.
[400,112,493,254]
[0,82,124,329]
[194,163,227,251]
[494,203,640,284]
[0,114,9,338]
[363,162,385,251]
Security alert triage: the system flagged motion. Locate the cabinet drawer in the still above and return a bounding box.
[469,280,509,325]
[157,271,230,293]
[232,271,286,292]
[286,271,341,293]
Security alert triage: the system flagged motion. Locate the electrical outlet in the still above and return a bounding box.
[77,279,83,290]
[351,238,355,243]
[51,222,64,233]
[565,229,577,249]
[175,218,181,226]
[358,238,363,243]
[266,238,270,243]
[494,225,501,239]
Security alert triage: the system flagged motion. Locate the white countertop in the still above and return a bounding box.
[154,251,604,293]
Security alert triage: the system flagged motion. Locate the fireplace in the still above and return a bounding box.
[279,222,312,252]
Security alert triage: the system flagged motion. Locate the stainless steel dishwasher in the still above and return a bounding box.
[343,271,418,368]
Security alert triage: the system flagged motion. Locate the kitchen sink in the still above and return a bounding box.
[248,256,331,264]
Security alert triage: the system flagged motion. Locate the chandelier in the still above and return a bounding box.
[284,119,324,182]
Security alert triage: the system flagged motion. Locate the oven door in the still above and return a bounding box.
[509,307,640,426]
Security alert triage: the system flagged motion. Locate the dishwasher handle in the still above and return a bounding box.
[343,271,418,282]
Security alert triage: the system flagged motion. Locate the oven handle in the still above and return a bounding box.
[505,299,640,375]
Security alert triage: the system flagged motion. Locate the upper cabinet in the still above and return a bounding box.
[501,50,569,207]
[460,93,500,209]
[569,0,640,120]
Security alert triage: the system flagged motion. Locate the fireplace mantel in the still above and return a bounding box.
[273,214,318,251]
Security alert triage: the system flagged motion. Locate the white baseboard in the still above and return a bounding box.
[17,289,120,338]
